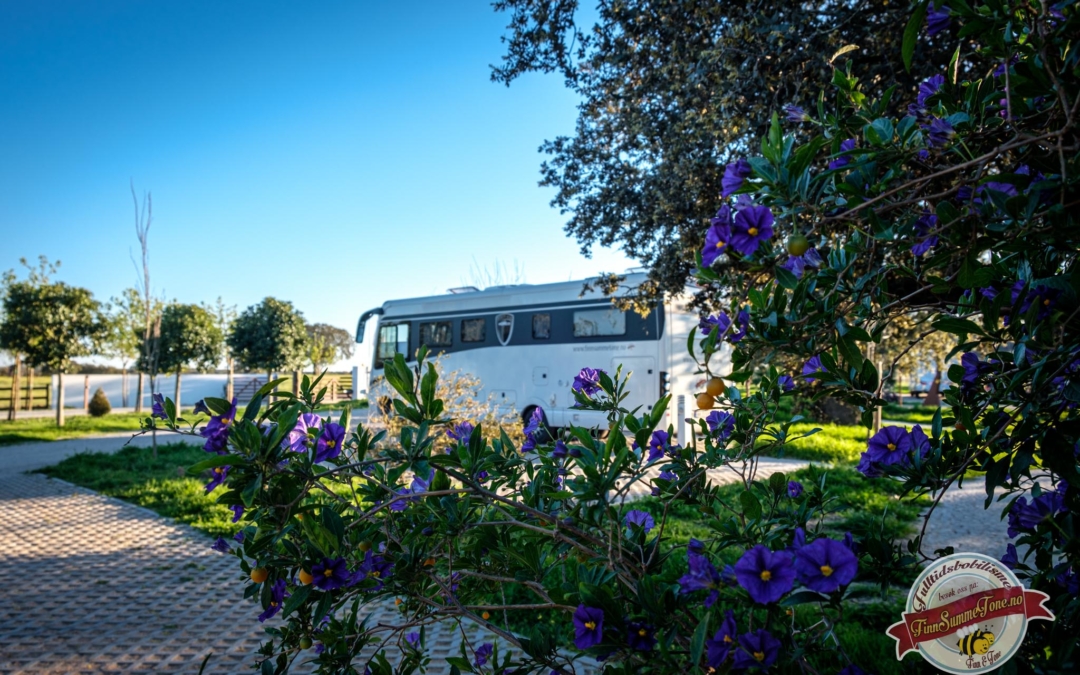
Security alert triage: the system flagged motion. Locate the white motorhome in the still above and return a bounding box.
[355,273,721,438]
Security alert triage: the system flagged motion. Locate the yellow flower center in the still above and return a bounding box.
[716,241,725,249]
[584,621,597,630]
[886,443,896,450]
[371,570,380,578]
[723,635,732,643]
[326,439,337,449]
[748,227,759,236]
[754,651,765,662]
[639,628,648,637]
[760,570,772,581]
[223,417,233,426]
[214,467,224,474]
[323,569,333,577]
[820,565,834,577]
[270,601,278,607]
[1044,298,1051,306]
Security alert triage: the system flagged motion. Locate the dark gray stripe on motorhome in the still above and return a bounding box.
[375,302,666,365]
[379,295,636,322]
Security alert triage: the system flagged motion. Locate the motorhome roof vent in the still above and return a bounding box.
[484,284,530,291]
[447,286,480,294]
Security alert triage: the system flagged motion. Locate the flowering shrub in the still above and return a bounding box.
[146,1,1077,673]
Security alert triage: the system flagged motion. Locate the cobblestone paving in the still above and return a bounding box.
[0,429,812,675]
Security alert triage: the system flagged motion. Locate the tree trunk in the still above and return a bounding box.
[56,372,65,427]
[135,371,145,413]
[174,370,182,412]
[7,355,19,421]
[26,366,34,411]
[292,371,300,397]
[83,375,90,411]
[121,365,129,408]
[924,370,942,407]
[226,357,234,401]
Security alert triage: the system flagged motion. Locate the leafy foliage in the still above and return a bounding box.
[227,297,309,374]
[305,323,354,373]
[158,303,224,374]
[0,273,104,372]
[88,387,112,417]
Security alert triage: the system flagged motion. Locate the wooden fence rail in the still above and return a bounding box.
[1,382,52,411]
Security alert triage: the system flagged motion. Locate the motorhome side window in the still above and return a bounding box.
[377,323,410,365]
[573,308,626,337]
[461,318,485,343]
[419,321,452,348]
[532,313,551,339]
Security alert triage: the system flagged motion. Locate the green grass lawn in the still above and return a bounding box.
[0,411,154,447]
[881,403,941,424]
[761,423,870,464]
[35,442,242,537]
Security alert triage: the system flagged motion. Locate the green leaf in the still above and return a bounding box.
[188,454,245,474]
[739,490,762,521]
[903,1,930,72]
[282,584,311,617]
[933,317,984,336]
[690,615,710,667]
[781,590,830,607]
[241,474,263,507]
[775,266,799,290]
[769,471,788,494]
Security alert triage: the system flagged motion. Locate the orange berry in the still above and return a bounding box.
[705,377,725,397]
[696,393,715,410]
[481,611,491,620]
[424,558,436,567]
[298,569,313,585]
[250,567,269,583]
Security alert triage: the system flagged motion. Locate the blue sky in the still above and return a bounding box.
[0,1,634,369]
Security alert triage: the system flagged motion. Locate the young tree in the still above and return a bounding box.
[305,323,353,374]
[208,297,238,399]
[104,288,162,407]
[492,0,960,303]
[0,273,104,426]
[130,182,160,415]
[228,298,309,387]
[157,303,223,411]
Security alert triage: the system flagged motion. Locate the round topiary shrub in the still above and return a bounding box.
[87,388,111,417]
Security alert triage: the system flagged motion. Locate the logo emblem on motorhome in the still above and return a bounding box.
[495,313,514,346]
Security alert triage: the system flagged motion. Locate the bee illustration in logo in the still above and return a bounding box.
[955,625,996,656]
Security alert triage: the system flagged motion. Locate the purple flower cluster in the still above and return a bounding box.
[200,398,237,455]
[857,425,931,477]
[283,412,322,453]
[703,202,775,261]
[678,542,732,607]
[446,421,474,444]
[573,367,604,396]
[1007,485,1066,538]
[699,311,732,338]
[706,610,738,667]
[521,406,544,453]
[780,246,822,279]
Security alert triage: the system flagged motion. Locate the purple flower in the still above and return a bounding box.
[706,411,735,441]
[794,537,859,593]
[151,393,167,419]
[521,434,537,453]
[911,211,939,256]
[787,481,803,498]
[706,610,738,667]
[780,247,823,279]
[828,139,857,170]
[1013,282,1059,320]
[1009,490,1064,535]
[960,352,987,395]
[234,530,245,542]
[572,605,604,649]
[857,426,912,477]
[734,545,796,604]
[446,421,474,444]
[192,399,210,416]
[314,422,345,463]
[200,398,237,455]
[703,207,733,267]
[627,622,656,651]
[406,632,420,648]
[283,412,323,453]
[784,105,810,123]
[312,557,350,591]
[523,407,544,436]
[919,75,946,109]
[721,159,753,198]
[258,579,288,622]
[474,642,493,666]
[838,666,868,675]
[910,425,931,460]
[647,430,677,462]
[211,536,231,553]
[624,509,655,534]
[730,309,750,343]
[802,355,825,383]
[357,549,393,589]
[678,551,724,607]
[411,468,434,494]
[730,205,775,256]
[552,440,569,458]
[790,527,807,551]
[699,312,732,338]
[1056,567,1079,594]
[573,368,604,396]
[1001,543,1019,570]
[926,3,951,37]
[733,629,781,670]
[230,504,245,523]
[778,375,795,392]
[204,465,229,493]
[925,117,954,148]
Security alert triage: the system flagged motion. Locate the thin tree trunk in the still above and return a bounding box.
[56,372,65,427]
[7,355,19,421]
[174,370,182,412]
[26,366,34,411]
[292,371,300,397]
[83,375,90,411]
[226,357,234,401]
[121,365,128,408]
[135,371,145,413]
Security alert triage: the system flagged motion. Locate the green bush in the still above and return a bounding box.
[87,387,111,417]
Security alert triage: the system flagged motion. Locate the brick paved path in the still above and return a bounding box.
[0,432,808,674]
